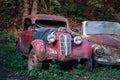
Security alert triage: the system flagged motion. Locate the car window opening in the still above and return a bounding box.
[35,20,66,28]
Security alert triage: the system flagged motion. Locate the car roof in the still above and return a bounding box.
[23,14,67,24]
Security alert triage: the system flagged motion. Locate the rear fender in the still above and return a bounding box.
[31,39,46,61]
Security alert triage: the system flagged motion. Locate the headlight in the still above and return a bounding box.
[47,32,56,43]
[95,48,104,54]
[92,44,106,55]
[74,36,82,45]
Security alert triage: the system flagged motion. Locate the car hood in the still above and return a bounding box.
[87,35,120,48]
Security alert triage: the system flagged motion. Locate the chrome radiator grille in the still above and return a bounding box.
[60,35,71,56]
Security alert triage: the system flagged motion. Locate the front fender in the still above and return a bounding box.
[81,40,92,58]
[31,39,46,61]
[73,40,92,58]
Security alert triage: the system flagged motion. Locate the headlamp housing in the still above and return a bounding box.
[47,32,56,43]
[92,44,106,55]
[74,36,82,45]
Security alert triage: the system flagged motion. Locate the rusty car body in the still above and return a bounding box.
[82,21,120,65]
[17,14,93,71]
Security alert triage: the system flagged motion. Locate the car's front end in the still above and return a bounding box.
[29,28,93,71]
[32,29,92,62]
[91,35,120,65]
[83,21,120,65]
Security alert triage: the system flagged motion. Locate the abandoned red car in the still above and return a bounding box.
[82,21,120,66]
[17,14,92,71]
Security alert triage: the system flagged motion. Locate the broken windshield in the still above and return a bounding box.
[84,21,120,35]
[35,20,66,28]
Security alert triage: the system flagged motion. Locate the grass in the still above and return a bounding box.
[0,32,120,80]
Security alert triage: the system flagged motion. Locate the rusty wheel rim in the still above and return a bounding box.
[28,50,38,70]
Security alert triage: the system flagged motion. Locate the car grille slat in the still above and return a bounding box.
[60,35,71,56]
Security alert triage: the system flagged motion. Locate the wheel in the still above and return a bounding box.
[93,59,98,68]
[28,49,42,70]
[92,54,101,68]
[82,56,93,72]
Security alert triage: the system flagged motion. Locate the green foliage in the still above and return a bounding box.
[75,17,85,23]
[0,0,119,30]
[87,0,104,8]
[49,0,119,23]
[0,31,16,44]
[50,0,61,13]
[0,0,23,29]
[58,0,87,17]
[1,0,23,16]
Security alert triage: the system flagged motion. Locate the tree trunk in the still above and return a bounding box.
[41,0,48,9]
[54,0,60,6]
[31,0,38,15]
[23,0,30,16]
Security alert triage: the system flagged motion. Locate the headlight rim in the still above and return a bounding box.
[47,33,56,43]
[73,36,82,45]
[92,44,106,55]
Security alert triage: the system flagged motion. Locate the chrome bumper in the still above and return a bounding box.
[95,58,120,65]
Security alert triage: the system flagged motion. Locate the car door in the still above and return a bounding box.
[20,29,34,55]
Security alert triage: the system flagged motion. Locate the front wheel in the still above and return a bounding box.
[82,56,93,72]
[28,49,42,70]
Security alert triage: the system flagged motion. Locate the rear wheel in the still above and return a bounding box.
[28,49,42,70]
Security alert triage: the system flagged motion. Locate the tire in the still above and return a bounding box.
[83,56,93,72]
[28,49,42,70]
[93,59,98,68]
[92,54,101,68]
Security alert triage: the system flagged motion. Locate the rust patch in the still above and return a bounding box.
[88,35,120,48]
